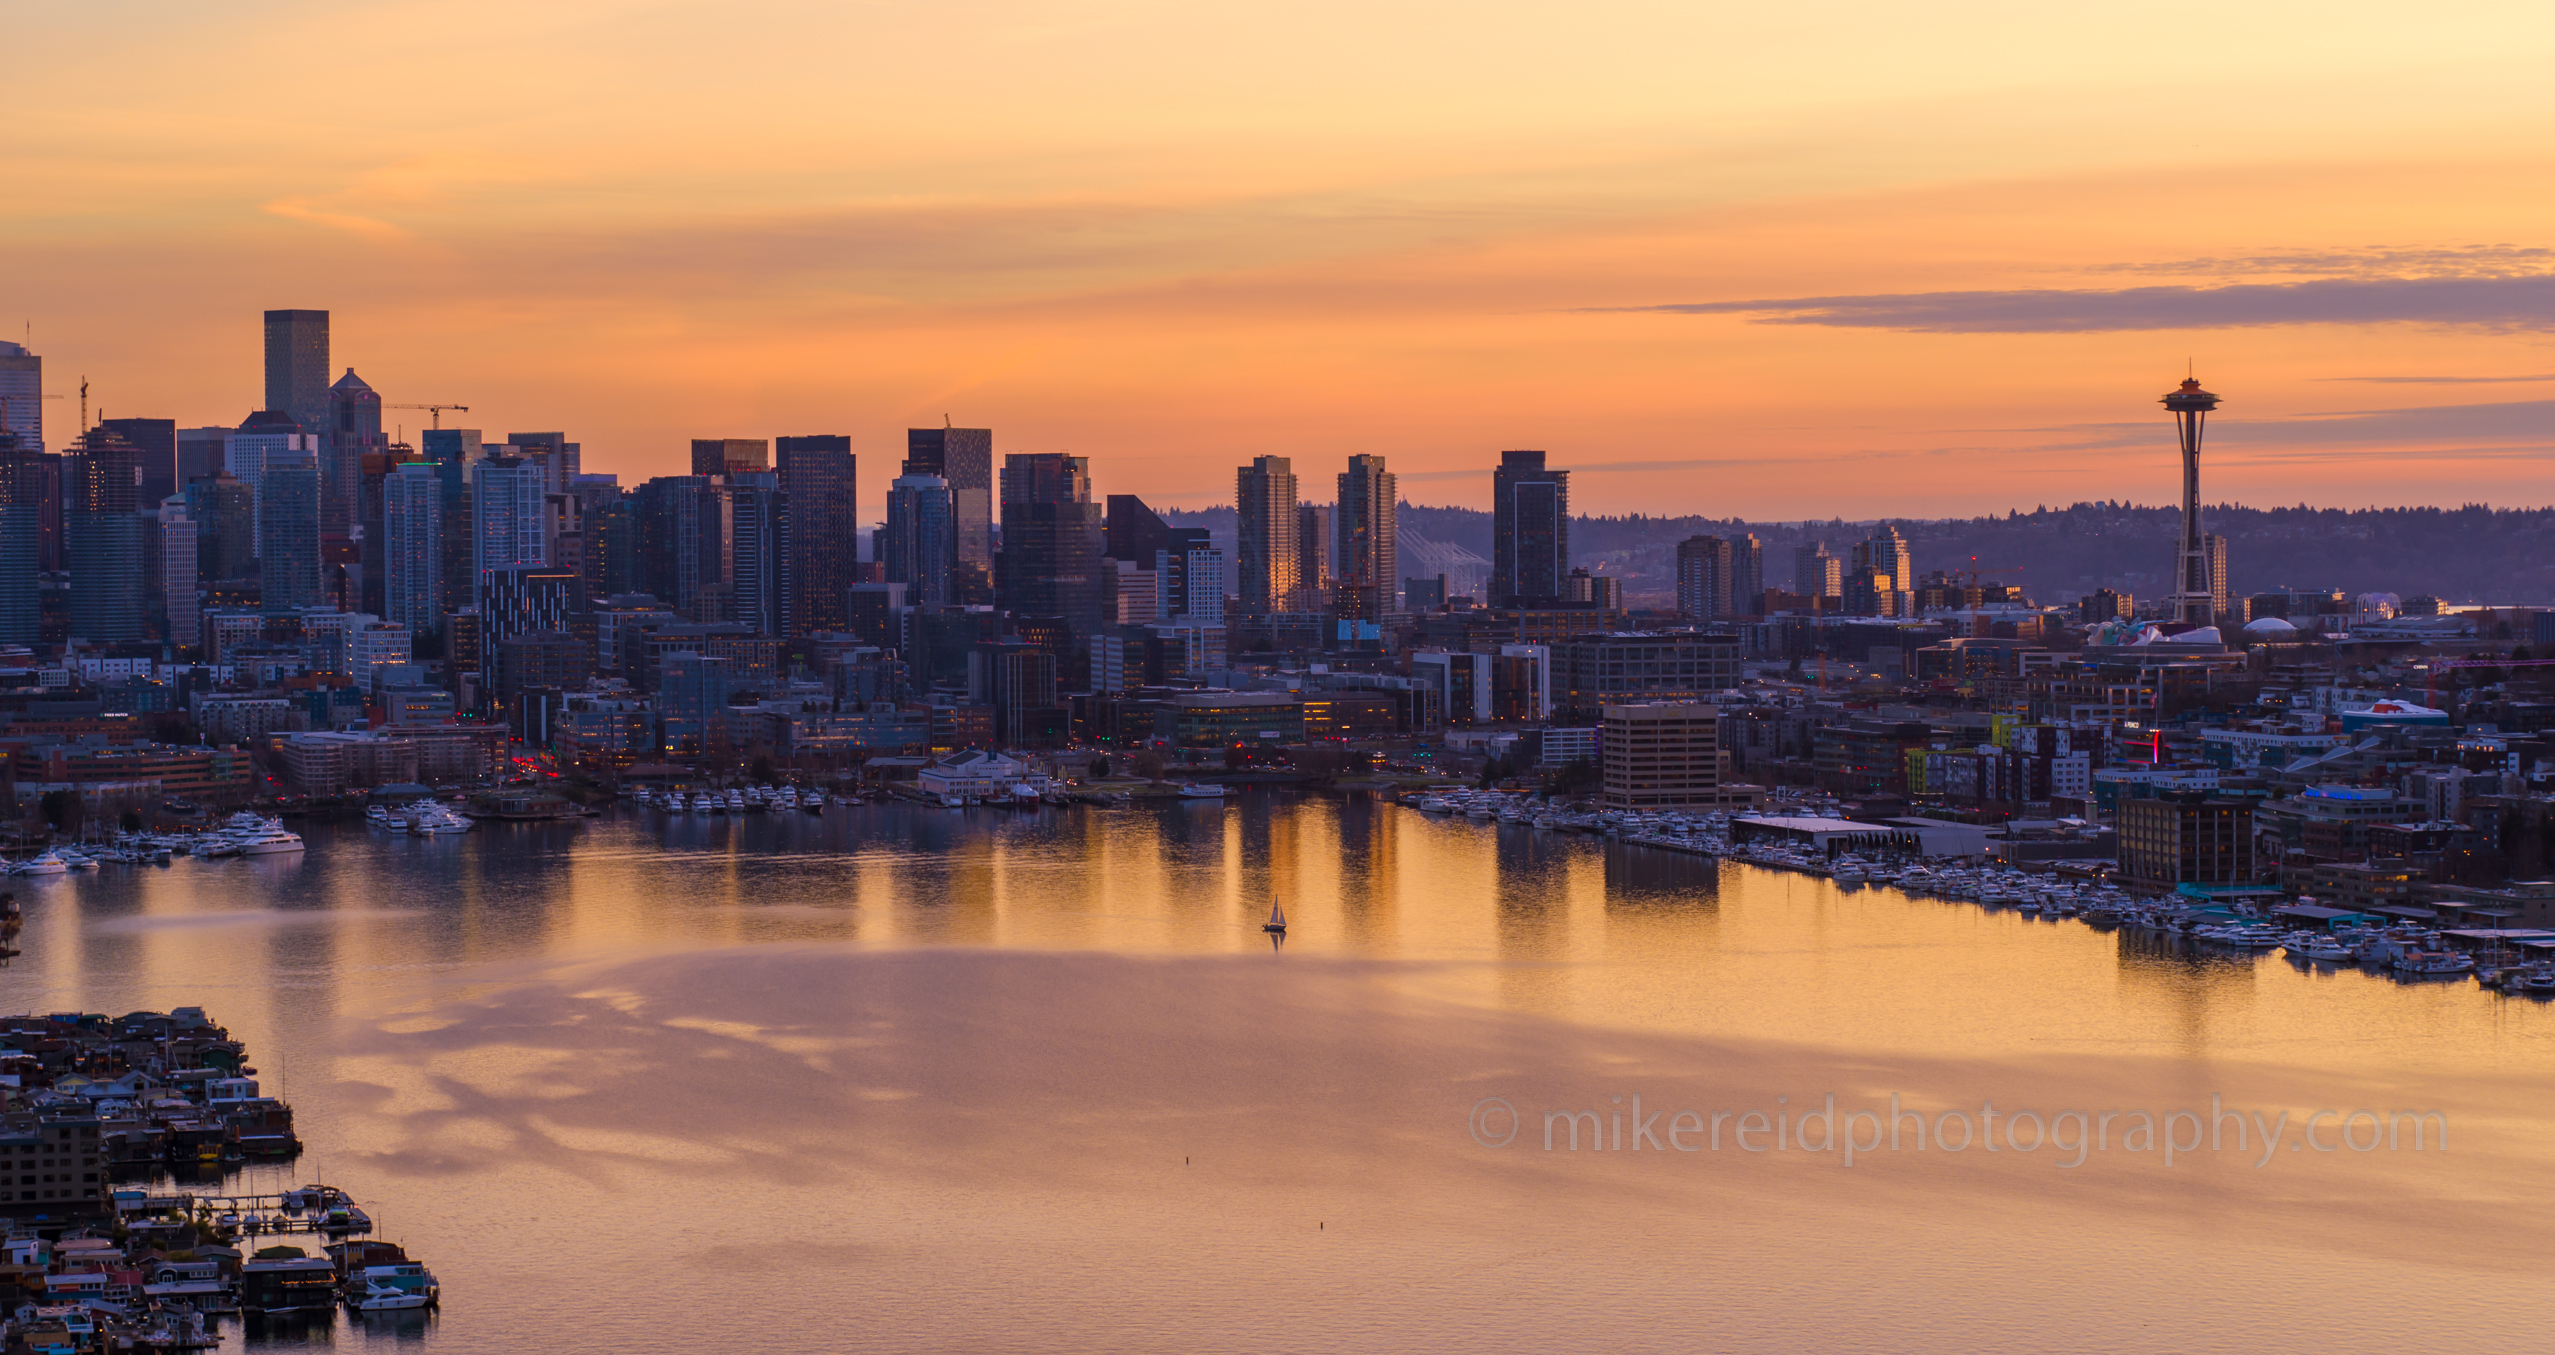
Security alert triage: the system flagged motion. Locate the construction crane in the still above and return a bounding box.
[389,403,470,429]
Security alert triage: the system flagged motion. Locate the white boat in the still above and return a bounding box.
[11,852,69,876]
[237,829,306,856]
[1263,898,1287,935]
[1178,783,1227,798]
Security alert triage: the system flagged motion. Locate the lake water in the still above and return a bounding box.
[6,794,2553,1352]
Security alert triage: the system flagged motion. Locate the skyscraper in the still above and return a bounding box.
[1234,456,1298,614]
[263,309,330,437]
[1335,454,1397,619]
[1491,449,1569,606]
[570,476,631,603]
[0,340,43,453]
[634,475,723,619]
[0,448,34,644]
[510,431,581,495]
[1,442,62,573]
[383,461,443,635]
[472,455,549,587]
[1732,533,1763,617]
[995,453,1104,632]
[2203,532,2229,628]
[422,427,485,613]
[258,461,323,613]
[1793,541,1841,600]
[100,417,177,505]
[1296,503,1332,598]
[67,428,148,642]
[176,426,228,488]
[690,438,768,479]
[906,427,994,577]
[326,370,384,541]
[727,470,791,637]
[157,496,199,648]
[1856,524,1910,590]
[225,410,318,549]
[775,434,855,636]
[187,474,255,582]
[1676,535,1733,620]
[881,473,955,606]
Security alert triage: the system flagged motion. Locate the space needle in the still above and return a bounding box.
[2161,375,2221,628]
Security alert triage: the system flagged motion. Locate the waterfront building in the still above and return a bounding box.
[905,427,994,578]
[1491,449,1568,606]
[1234,456,1299,615]
[2118,791,2255,888]
[1601,702,1734,810]
[775,434,855,635]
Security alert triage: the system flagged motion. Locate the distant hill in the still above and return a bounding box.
[1162,501,2555,606]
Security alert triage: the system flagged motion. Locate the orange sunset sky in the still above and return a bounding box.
[12,0,2555,522]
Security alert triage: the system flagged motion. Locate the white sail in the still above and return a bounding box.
[1267,899,1286,929]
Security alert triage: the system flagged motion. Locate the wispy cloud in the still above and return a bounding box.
[2028,398,2555,453]
[261,196,410,244]
[1600,274,2555,333]
[2317,373,2555,385]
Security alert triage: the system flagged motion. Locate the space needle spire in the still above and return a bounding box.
[2161,375,2221,628]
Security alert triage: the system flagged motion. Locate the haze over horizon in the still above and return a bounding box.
[14,0,2555,521]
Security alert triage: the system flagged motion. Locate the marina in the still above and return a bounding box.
[1,1009,439,1350]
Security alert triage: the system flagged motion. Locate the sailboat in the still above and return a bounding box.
[1263,898,1287,935]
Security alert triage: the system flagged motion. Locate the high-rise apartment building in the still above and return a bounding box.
[326,370,384,541]
[690,438,768,479]
[1234,456,1298,614]
[0,453,33,644]
[1676,535,1734,620]
[996,453,1104,632]
[2,446,64,572]
[905,427,994,576]
[263,309,331,437]
[727,470,791,638]
[570,476,630,603]
[1296,503,1332,598]
[0,340,41,453]
[100,417,177,505]
[67,429,147,642]
[1855,524,1910,590]
[383,461,443,635]
[1335,454,1397,619]
[772,435,854,636]
[1491,449,1569,606]
[157,497,200,648]
[882,473,955,606]
[471,455,548,587]
[258,462,324,613]
[1159,544,1225,623]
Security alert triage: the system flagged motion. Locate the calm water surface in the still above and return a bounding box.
[5,795,2552,1352]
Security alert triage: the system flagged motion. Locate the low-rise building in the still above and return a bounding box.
[1602,702,1743,810]
[274,730,420,797]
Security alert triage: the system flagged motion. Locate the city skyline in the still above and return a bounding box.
[11,5,2555,518]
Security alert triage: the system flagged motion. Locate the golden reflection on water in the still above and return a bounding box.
[10,797,2555,1353]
